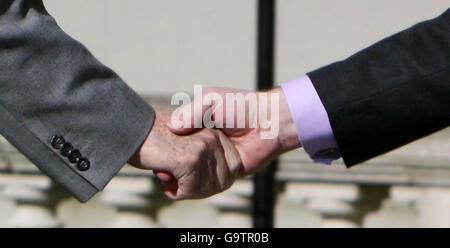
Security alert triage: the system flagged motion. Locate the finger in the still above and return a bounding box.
[154,170,177,189]
[163,188,178,200]
[217,131,242,180]
[162,180,178,191]
[153,169,183,200]
[164,188,187,201]
[154,170,174,182]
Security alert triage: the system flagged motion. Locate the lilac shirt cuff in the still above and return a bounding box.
[281,75,341,164]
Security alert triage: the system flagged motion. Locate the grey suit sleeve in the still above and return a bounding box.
[0,0,155,202]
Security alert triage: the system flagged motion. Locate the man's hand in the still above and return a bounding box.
[129,108,242,200]
[169,87,302,176]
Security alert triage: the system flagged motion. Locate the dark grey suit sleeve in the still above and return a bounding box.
[308,8,449,167]
[0,0,155,202]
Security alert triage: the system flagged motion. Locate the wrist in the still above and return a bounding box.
[268,88,302,155]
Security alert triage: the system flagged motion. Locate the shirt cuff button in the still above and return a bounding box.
[320,149,337,156]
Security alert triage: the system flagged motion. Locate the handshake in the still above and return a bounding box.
[129,87,302,200]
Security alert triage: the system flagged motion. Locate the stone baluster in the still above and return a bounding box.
[279,182,359,228]
[0,177,15,227]
[0,136,63,228]
[276,182,320,228]
[363,186,420,227]
[418,187,450,227]
[157,200,219,228]
[0,135,14,172]
[101,176,158,228]
[207,180,253,228]
[0,174,63,228]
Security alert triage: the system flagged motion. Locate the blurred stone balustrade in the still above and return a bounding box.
[0,98,449,227]
[1,0,448,228]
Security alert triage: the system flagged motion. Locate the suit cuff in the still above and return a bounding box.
[281,76,341,164]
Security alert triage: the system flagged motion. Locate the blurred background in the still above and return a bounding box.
[0,0,449,227]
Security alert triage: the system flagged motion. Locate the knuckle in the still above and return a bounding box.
[221,177,235,193]
[201,129,218,145]
[180,152,199,170]
[186,153,201,168]
[194,139,209,154]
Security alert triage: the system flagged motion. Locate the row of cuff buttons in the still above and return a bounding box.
[51,136,90,172]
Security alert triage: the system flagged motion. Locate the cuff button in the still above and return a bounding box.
[51,136,65,150]
[77,159,90,172]
[61,143,73,157]
[68,149,82,163]
[60,143,73,157]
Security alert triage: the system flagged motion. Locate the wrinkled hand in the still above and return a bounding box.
[169,87,302,176]
[129,108,242,200]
